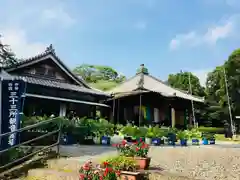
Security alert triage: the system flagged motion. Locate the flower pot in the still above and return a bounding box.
[134,157,151,170]
[202,138,208,145]
[192,139,199,145]
[180,139,187,146]
[209,138,215,144]
[101,136,111,145]
[61,134,73,145]
[120,171,144,180]
[145,137,152,145]
[152,138,161,146]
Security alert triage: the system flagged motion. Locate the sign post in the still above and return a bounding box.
[0,79,26,150]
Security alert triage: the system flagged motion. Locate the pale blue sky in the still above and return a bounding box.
[1,0,240,85]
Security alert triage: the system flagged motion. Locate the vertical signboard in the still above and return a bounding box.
[0,79,26,149]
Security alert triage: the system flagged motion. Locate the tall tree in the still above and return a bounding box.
[0,35,17,67]
[73,64,125,83]
[168,71,205,96]
[73,64,126,91]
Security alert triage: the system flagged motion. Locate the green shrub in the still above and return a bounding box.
[177,130,190,140]
[189,128,202,139]
[197,126,224,134]
[101,155,137,171]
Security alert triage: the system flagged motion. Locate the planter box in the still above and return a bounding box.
[120,171,144,180]
[125,157,151,170]
[192,139,199,145]
[100,136,111,145]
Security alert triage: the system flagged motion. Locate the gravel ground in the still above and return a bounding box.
[149,146,240,180]
[23,145,240,180]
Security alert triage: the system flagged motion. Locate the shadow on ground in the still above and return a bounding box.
[57,145,117,157]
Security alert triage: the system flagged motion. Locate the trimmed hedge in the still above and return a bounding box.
[197,127,225,134]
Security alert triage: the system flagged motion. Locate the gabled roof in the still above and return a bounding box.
[3,45,110,97]
[4,44,89,88]
[107,72,204,102]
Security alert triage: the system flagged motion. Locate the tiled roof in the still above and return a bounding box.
[4,44,90,88]
[107,73,204,102]
[19,75,110,96]
[3,45,110,97]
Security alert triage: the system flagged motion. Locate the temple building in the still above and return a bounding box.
[106,64,204,128]
[2,45,110,118]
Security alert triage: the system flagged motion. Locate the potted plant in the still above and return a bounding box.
[79,160,120,180]
[135,127,148,142]
[101,121,114,145]
[202,133,209,145]
[113,139,151,170]
[101,156,145,180]
[177,130,189,146]
[190,128,201,145]
[151,127,163,146]
[145,130,154,145]
[209,133,216,144]
[167,128,178,145]
[121,125,134,142]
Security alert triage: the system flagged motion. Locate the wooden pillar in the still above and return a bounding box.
[171,107,176,128]
[117,99,120,124]
[59,103,66,117]
[139,94,142,127]
[112,99,116,123]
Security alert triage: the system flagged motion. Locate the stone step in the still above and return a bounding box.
[27,168,79,180]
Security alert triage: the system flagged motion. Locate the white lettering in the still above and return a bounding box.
[9,117,17,125]
[14,83,19,91]
[9,109,17,118]
[8,134,15,146]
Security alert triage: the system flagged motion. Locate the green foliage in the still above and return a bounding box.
[177,130,190,140]
[73,64,126,91]
[0,35,18,67]
[189,128,202,139]
[101,155,137,171]
[120,126,147,137]
[168,71,205,96]
[197,126,224,134]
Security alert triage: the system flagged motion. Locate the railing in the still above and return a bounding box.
[0,117,62,172]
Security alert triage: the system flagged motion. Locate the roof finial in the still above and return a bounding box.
[45,44,55,53]
[136,64,149,75]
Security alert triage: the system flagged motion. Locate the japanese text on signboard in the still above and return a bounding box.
[7,82,19,146]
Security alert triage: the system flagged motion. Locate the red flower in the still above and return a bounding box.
[115,170,121,176]
[103,161,109,167]
[79,174,85,179]
[121,140,127,145]
[82,164,90,171]
[99,176,103,180]
[136,147,140,151]
[139,138,143,142]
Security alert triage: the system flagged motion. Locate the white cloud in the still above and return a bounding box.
[41,5,76,28]
[134,21,147,30]
[0,27,47,58]
[169,14,240,50]
[192,69,211,86]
